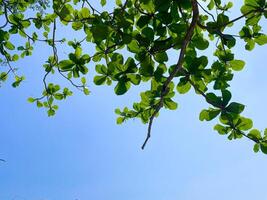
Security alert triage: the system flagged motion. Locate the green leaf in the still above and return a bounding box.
[91,24,111,42]
[83,87,90,95]
[12,54,19,61]
[72,22,83,30]
[222,34,236,48]
[139,0,155,13]
[100,0,106,6]
[245,39,255,51]
[94,75,107,85]
[214,124,230,135]
[59,4,73,21]
[12,76,24,88]
[142,27,154,41]
[226,102,245,114]
[254,143,260,153]
[254,35,267,45]
[116,117,124,124]
[127,40,142,53]
[169,23,187,34]
[114,81,130,95]
[80,7,90,18]
[127,74,141,85]
[199,109,221,121]
[81,77,86,84]
[207,0,215,10]
[139,62,154,77]
[248,129,262,141]
[54,93,64,100]
[193,36,209,50]
[125,57,137,72]
[0,72,8,81]
[47,109,55,117]
[217,13,229,27]
[5,41,15,50]
[116,0,122,6]
[115,108,121,115]
[28,97,35,103]
[228,60,245,71]
[177,79,191,94]
[154,52,168,63]
[221,90,232,106]
[95,64,107,75]
[164,98,178,110]
[36,101,43,108]
[59,60,75,71]
[236,117,253,131]
[137,16,151,29]
[205,93,222,106]
[260,142,267,154]
[177,0,191,9]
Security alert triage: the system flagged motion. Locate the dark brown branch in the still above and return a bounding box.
[141,0,200,150]
[84,0,102,15]
[0,5,8,28]
[58,69,85,90]
[197,7,262,31]
[197,1,216,22]
[223,10,255,27]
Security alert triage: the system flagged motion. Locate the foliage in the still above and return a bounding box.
[1,0,267,152]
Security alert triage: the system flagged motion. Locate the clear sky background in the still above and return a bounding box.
[1,1,267,200]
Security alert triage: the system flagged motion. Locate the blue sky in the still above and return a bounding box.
[1,1,267,200]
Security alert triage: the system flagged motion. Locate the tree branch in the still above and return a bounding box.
[141,0,200,149]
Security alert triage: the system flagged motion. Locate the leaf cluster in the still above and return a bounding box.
[1,0,267,152]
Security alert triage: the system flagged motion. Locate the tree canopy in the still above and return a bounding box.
[1,0,267,152]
